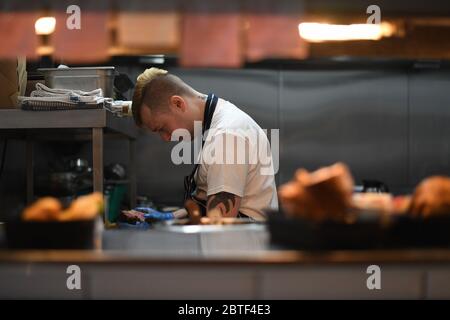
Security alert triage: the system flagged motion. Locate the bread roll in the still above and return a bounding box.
[410,176,450,218]
[58,192,103,221]
[22,197,62,221]
[278,162,354,222]
[352,193,394,213]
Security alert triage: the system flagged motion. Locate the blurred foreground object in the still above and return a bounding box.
[352,193,411,215]
[22,192,103,222]
[7,192,103,249]
[410,176,450,218]
[279,163,450,222]
[278,162,354,222]
[272,165,450,250]
[22,197,62,221]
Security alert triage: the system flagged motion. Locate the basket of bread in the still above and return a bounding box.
[268,163,450,250]
[5,192,103,249]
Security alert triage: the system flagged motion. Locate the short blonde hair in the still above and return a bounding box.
[131,67,193,126]
[132,67,168,126]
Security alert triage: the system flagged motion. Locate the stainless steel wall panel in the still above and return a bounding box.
[280,70,409,192]
[409,70,450,186]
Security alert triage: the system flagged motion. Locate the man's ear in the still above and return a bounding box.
[170,95,186,113]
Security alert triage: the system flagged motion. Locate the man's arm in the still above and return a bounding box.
[207,192,241,218]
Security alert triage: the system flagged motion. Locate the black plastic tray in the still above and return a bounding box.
[267,210,450,250]
[5,220,96,250]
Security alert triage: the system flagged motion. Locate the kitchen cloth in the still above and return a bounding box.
[18,83,112,111]
[19,82,107,104]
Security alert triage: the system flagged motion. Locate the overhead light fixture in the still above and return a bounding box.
[35,17,56,35]
[298,22,395,42]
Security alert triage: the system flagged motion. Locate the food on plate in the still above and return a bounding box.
[22,197,62,221]
[22,192,103,222]
[278,162,354,222]
[278,162,450,223]
[352,193,393,213]
[410,176,450,218]
[392,195,412,213]
[351,193,411,213]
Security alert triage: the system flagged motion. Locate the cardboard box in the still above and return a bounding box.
[0,57,27,108]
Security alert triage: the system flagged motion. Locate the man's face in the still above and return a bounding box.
[140,103,188,142]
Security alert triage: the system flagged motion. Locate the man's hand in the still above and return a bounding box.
[206,192,241,218]
[121,209,146,222]
[122,207,175,222]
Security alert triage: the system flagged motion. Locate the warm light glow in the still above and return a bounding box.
[298,22,395,42]
[35,17,56,35]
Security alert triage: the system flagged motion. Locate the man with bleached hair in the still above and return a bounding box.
[130,68,278,220]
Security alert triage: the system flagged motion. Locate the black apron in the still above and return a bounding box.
[183,93,248,218]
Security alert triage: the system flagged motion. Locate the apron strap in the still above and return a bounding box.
[184,94,218,203]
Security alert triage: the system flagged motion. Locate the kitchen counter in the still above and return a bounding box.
[3,248,450,264]
[2,227,450,264]
[1,225,450,299]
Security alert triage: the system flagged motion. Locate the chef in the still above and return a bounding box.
[130,67,278,220]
